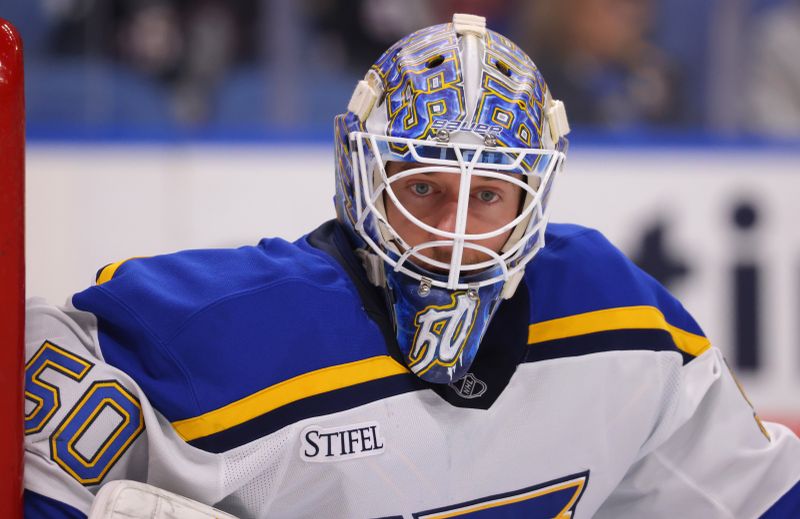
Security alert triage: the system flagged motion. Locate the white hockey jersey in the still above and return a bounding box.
[24,221,800,518]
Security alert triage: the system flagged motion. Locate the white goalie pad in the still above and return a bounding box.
[88,480,239,519]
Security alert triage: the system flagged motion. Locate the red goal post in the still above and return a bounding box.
[0,18,25,517]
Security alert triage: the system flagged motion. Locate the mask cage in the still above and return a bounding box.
[350,131,565,290]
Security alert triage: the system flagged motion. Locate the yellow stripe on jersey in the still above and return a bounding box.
[96,257,141,285]
[527,305,711,357]
[172,355,409,441]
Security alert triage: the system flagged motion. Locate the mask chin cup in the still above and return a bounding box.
[386,265,504,384]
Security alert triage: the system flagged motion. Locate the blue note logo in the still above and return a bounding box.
[409,292,479,377]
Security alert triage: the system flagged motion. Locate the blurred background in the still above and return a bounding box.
[4,0,800,427]
[6,0,800,136]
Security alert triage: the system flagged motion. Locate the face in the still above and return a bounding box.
[383,161,525,270]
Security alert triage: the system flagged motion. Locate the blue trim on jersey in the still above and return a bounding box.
[525,329,693,365]
[760,479,800,518]
[528,224,705,337]
[72,237,391,423]
[24,489,86,519]
[188,373,426,453]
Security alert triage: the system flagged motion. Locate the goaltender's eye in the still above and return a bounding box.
[411,183,433,196]
[476,190,499,203]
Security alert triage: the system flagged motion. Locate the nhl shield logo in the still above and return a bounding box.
[450,372,487,399]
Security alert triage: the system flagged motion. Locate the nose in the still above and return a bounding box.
[428,198,459,236]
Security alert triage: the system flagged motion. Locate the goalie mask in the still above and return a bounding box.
[333,13,569,384]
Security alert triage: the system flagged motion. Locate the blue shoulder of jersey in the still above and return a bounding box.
[523,223,710,364]
[71,235,401,432]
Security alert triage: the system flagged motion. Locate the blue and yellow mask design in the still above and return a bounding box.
[387,263,504,384]
[334,14,570,383]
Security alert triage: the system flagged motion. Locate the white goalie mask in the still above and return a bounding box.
[333,14,569,383]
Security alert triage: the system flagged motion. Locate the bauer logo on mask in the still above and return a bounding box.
[408,292,479,378]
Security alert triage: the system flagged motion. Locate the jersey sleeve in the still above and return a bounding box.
[530,225,800,516]
[595,345,800,517]
[23,297,223,518]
